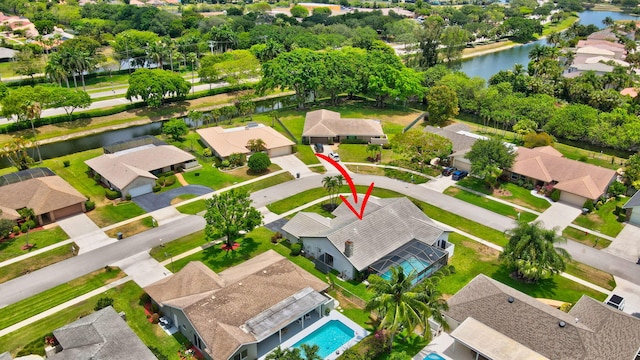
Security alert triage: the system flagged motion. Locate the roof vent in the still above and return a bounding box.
[508,297,514,303]
[559,321,566,328]
[344,240,354,258]
[575,318,579,323]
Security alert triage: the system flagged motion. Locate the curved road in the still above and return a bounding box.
[1,173,639,308]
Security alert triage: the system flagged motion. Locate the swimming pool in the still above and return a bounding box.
[292,320,354,358]
[381,257,433,284]
[424,352,447,360]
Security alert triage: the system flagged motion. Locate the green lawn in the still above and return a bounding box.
[150,230,210,261]
[439,233,607,303]
[176,199,207,214]
[337,144,400,163]
[444,187,538,222]
[0,281,188,359]
[182,160,285,190]
[233,172,294,193]
[296,144,321,165]
[0,243,76,284]
[0,226,69,263]
[541,15,578,37]
[572,197,627,237]
[89,202,146,228]
[456,177,551,212]
[0,267,125,330]
[563,226,612,250]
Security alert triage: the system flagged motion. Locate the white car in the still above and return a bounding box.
[328,152,340,162]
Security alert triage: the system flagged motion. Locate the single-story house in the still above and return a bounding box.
[0,47,17,62]
[443,274,640,360]
[282,197,454,282]
[623,190,640,226]
[86,142,198,198]
[144,250,333,360]
[197,124,295,159]
[47,306,157,360]
[0,168,86,225]
[302,109,388,145]
[506,146,617,207]
[424,123,486,172]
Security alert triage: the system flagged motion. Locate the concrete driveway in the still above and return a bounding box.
[535,202,581,232]
[605,223,640,262]
[133,185,212,212]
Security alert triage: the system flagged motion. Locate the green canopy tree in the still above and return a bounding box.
[204,189,263,250]
[499,221,571,282]
[465,138,516,189]
[392,130,452,170]
[162,118,189,141]
[126,68,191,107]
[425,85,459,126]
[248,152,271,174]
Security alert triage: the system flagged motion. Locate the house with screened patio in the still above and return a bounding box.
[281,197,454,283]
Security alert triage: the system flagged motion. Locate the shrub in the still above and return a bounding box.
[618,213,627,222]
[12,225,20,234]
[105,188,121,200]
[139,292,151,304]
[248,152,271,173]
[608,181,626,197]
[228,152,246,167]
[164,175,177,186]
[550,189,561,202]
[94,297,114,311]
[151,302,159,313]
[152,185,161,192]
[291,4,309,17]
[150,313,160,324]
[291,243,302,256]
[20,223,29,233]
[202,148,212,157]
[63,160,70,167]
[583,199,594,212]
[340,138,368,144]
[578,155,588,162]
[271,232,283,243]
[0,219,14,238]
[156,177,166,187]
[523,132,553,148]
[93,173,101,184]
[85,200,95,211]
[523,182,534,190]
[220,160,230,168]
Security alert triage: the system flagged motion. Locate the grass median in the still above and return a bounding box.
[444,187,538,222]
[0,244,77,284]
[0,227,69,263]
[0,267,125,330]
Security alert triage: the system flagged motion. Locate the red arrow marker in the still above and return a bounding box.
[315,153,375,220]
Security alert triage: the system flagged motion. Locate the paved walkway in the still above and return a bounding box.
[133,185,213,212]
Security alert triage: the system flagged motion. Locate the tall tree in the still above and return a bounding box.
[47,88,91,120]
[126,68,191,107]
[1,137,34,171]
[391,130,452,170]
[499,221,571,282]
[440,26,471,66]
[204,189,263,250]
[14,48,44,84]
[415,16,444,68]
[425,85,459,126]
[465,138,516,189]
[247,138,267,152]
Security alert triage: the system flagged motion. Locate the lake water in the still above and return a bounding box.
[459,10,639,80]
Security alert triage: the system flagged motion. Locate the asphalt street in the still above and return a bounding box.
[0,215,205,307]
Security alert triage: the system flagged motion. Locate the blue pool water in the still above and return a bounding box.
[381,257,433,284]
[424,353,447,360]
[292,320,354,358]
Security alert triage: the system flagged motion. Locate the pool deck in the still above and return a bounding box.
[258,311,368,360]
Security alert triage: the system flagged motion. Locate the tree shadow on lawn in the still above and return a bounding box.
[53,117,91,129]
[490,265,558,300]
[201,236,260,271]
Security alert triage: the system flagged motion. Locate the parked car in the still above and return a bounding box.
[605,294,625,310]
[328,152,340,162]
[314,143,324,153]
[452,170,468,180]
[442,167,457,176]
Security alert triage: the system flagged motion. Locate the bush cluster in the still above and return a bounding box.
[105,188,121,200]
[290,243,302,256]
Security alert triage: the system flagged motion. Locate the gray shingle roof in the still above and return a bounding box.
[49,306,157,360]
[283,197,447,270]
[445,275,640,360]
[424,125,478,156]
[623,190,640,209]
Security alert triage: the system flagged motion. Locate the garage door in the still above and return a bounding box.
[53,204,84,220]
[559,192,586,208]
[128,184,153,197]
[269,146,292,158]
[630,208,640,226]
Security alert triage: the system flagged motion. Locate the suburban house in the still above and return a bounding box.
[281,197,454,282]
[623,191,640,226]
[0,47,16,62]
[424,124,486,172]
[506,146,617,207]
[0,168,86,225]
[564,29,636,78]
[442,274,640,360]
[302,109,388,145]
[144,250,333,360]
[46,306,157,360]
[197,124,295,160]
[85,137,198,198]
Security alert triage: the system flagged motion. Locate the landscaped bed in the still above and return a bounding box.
[456,176,551,212]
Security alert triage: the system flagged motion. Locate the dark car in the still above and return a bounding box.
[452,170,469,180]
[605,294,625,310]
[314,143,324,153]
[442,167,457,176]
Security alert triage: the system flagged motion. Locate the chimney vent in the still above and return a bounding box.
[344,240,354,257]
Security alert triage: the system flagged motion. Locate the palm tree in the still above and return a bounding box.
[365,266,451,350]
[187,52,198,95]
[265,347,303,360]
[602,16,615,28]
[147,40,167,69]
[247,138,267,153]
[188,110,204,129]
[499,221,571,282]
[25,101,42,163]
[76,50,95,91]
[322,175,338,209]
[300,345,321,360]
[45,53,68,87]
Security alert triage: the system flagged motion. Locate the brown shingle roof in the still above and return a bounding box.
[0,176,86,217]
[196,125,294,158]
[512,147,616,200]
[446,275,640,360]
[85,145,195,189]
[145,250,328,360]
[303,109,385,138]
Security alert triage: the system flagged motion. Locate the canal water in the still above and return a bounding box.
[459,10,639,80]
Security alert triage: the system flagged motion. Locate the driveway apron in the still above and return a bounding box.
[133,185,212,212]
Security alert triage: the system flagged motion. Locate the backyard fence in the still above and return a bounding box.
[331,281,367,309]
